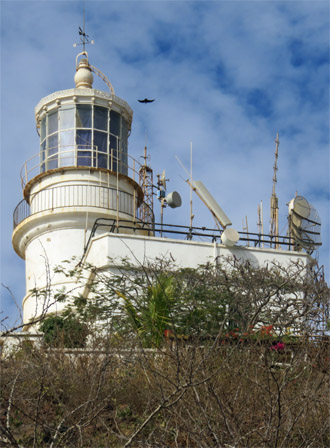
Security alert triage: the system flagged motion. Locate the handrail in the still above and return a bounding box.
[20,145,143,189]
[81,217,296,255]
[13,184,155,229]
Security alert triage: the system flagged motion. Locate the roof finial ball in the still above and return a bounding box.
[74,51,93,88]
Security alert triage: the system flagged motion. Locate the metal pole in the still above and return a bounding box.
[160,199,164,237]
[190,142,193,230]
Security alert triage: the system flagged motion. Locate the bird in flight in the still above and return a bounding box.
[138,99,155,104]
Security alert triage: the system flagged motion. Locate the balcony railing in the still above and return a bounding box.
[13,184,154,229]
[20,145,143,189]
[82,217,297,255]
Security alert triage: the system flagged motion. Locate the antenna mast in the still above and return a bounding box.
[138,146,154,227]
[258,200,264,248]
[270,133,280,248]
[189,142,194,230]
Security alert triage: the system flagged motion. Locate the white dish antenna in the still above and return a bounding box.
[221,227,240,247]
[159,169,167,190]
[288,196,322,251]
[166,191,182,209]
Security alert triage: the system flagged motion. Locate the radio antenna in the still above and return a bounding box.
[270,133,280,248]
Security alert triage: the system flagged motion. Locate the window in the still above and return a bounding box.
[76,105,92,128]
[110,110,120,135]
[48,111,58,134]
[60,106,75,130]
[95,131,108,169]
[59,130,74,166]
[94,106,108,131]
[77,130,92,166]
[39,103,130,174]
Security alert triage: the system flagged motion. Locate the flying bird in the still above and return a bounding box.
[138,98,155,104]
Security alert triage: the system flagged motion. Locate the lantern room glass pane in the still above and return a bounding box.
[110,134,118,151]
[109,135,118,171]
[48,111,58,135]
[94,131,107,153]
[40,141,46,172]
[60,106,75,130]
[59,131,74,166]
[121,119,128,175]
[40,117,46,141]
[76,104,92,128]
[121,143,128,175]
[48,134,58,170]
[77,130,92,166]
[98,153,108,169]
[48,133,58,151]
[76,130,91,148]
[110,110,120,135]
[94,106,108,131]
[122,119,128,142]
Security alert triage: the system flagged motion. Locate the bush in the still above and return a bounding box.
[39,314,88,348]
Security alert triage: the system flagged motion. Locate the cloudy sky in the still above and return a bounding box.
[1,0,329,327]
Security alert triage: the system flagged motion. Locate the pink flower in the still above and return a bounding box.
[270,341,286,352]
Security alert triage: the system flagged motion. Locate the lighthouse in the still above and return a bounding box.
[11,46,317,333]
[12,50,148,327]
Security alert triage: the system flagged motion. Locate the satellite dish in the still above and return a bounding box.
[159,170,167,190]
[221,228,239,247]
[288,196,322,251]
[166,191,182,209]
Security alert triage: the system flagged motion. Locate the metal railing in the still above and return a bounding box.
[13,187,295,252]
[20,145,142,188]
[82,217,296,255]
[13,184,154,229]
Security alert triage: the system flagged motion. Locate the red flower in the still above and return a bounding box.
[270,341,286,352]
[164,329,173,338]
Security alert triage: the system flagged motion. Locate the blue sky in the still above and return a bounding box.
[1,0,329,328]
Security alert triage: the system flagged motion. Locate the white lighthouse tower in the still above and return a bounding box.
[12,50,148,327]
[11,40,320,334]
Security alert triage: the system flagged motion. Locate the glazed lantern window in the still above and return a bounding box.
[40,103,128,174]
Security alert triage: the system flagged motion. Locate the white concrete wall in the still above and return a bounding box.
[85,233,310,271]
[21,229,310,328]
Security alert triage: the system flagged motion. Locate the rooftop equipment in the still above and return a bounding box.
[288,195,322,252]
[189,180,239,247]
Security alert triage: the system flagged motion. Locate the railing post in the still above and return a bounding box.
[133,189,136,219]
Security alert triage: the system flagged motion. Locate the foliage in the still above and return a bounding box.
[55,257,329,347]
[39,313,88,348]
[1,336,329,447]
[1,257,329,447]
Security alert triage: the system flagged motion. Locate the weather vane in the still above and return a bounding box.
[73,4,94,52]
